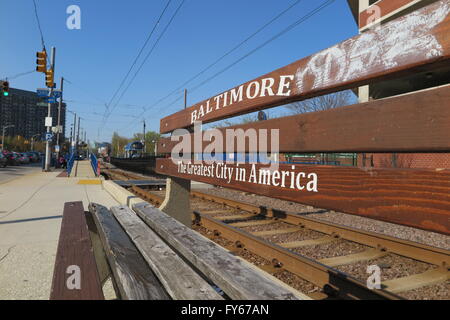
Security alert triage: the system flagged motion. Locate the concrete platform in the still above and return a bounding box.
[0,169,119,300]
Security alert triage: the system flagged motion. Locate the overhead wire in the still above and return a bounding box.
[105,0,173,113]
[100,0,186,131]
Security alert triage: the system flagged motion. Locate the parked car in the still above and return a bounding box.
[0,153,7,168]
[26,152,39,163]
[18,153,30,164]
[30,152,41,162]
[4,152,19,166]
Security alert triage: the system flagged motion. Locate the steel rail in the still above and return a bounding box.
[194,211,401,300]
[191,191,450,267]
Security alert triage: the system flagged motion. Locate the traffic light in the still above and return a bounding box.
[45,69,55,88]
[36,50,47,73]
[1,81,9,97]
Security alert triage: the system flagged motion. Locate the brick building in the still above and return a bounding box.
[0,87,66,141]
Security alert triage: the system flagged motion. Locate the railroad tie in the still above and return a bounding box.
[215,214,255,221]
[381,268,449,293]
[318,248,388,267]
[230,220,276,228]
[278,236,336,249]
[252,227,300,237]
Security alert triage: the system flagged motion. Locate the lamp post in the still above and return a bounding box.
[152,140,157,156]
[1,125,14,152]
[30,134,41,152]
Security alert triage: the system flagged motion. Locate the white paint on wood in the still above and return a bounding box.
[295,1,450,92]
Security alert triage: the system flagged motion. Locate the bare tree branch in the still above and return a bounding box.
[288,90,353,114]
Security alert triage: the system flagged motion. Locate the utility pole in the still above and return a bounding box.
[72,112,77,154]
[56,77,64,159]
[76,117,81,157]
[1,125,14,152]
[44,47,56,172]
[184,89,188,109]
[143,120,146,155]
[69,124,73,149]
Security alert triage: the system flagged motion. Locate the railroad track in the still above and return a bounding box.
[102,167,148,181]
[102,168,450,300]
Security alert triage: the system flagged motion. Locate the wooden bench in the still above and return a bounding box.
[156,1,450,235]
[50,201,305,300]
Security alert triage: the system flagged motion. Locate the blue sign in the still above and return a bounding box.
[53,90,62,99]
[37,88,49,97]
[45,133,54,141]
[37,89,62,99]
[45,97,57,103]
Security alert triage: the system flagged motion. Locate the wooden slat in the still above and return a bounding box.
[88,203,170,300]
[50,202,104,300]
[110,205,222,300]
[382,268,449,293]
[133,202,303,300]
[160,1,450,133]
[318,249,388,267]
[159,85,450,153]
[156,159,450,234]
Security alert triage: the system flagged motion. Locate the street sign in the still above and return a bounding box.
[45,97,56,103]
[37,89,61,100]
[36,102,47,107]
[45,133,54,141]
[53,90,62,99]
[45,117,53,127]
[37,88,49,97]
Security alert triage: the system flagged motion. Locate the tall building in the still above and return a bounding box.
[0,87,66,141]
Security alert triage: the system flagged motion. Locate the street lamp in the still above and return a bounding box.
[152,140,157,156]
[30,134,41,152]
[1,125,14,152]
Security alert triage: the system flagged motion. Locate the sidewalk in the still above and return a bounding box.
[0,169,119,300]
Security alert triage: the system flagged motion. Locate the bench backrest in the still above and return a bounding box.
[156,1,450,235]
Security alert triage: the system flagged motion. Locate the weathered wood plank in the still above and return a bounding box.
[160,1,450,133]
[133,202,303,300]
[156,159,450,234]
[382,268,449,293]
[110,205,222,300]
[88,203,170,300]
[50,202,104,300]
[159,84,450,153]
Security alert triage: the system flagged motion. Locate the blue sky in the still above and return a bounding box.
[0,0,358,142]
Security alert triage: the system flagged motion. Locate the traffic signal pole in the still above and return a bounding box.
[44,47,56,172]
[56,76,64,159]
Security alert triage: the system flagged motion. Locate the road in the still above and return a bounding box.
[0,163,43,184]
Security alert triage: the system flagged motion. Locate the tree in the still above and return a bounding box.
[111,132,131,157]
[133,131,162,155]
[214,112,271,128]
[288,90,353,114]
